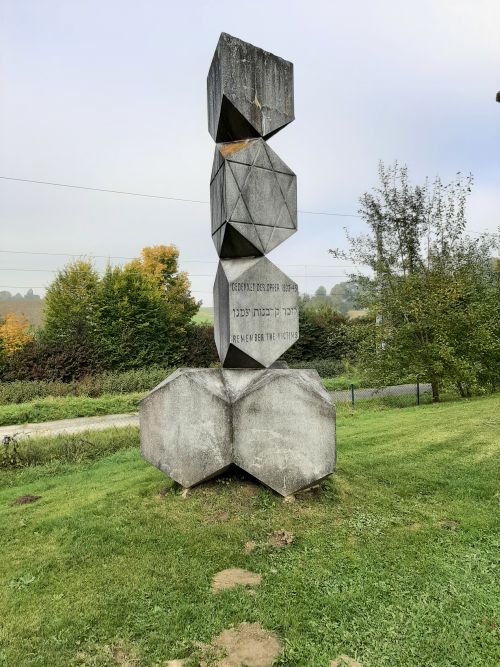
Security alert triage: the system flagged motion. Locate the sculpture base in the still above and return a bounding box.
[139,368,336,497]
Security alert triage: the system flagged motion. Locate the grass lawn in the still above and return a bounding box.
[322,374,363,391]
[0,394,143,426]
[0,396,499,666]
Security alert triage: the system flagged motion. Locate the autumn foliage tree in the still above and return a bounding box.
[0,313,33,356]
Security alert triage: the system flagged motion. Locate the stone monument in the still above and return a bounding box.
[140,33,336,497]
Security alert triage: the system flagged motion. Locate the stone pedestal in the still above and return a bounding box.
[140,368,336,496]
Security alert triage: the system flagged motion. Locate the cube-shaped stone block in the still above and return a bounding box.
[207,32,294,142]
[140,369,231,488]
[229,369,336,496]
[214,257,299,368]
[211,138,297,258]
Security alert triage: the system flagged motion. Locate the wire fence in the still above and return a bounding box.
[332,381,434,412]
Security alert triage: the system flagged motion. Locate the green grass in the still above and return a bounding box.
[0,396,499,666]
[322,374,363,391]
[0,394,143,426]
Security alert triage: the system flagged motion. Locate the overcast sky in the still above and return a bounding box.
[1,0,499,304]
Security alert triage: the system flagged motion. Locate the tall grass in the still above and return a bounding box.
[0,367,172,405]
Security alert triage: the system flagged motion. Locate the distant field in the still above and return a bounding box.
[0,299,44,327]
[192,306,214,323]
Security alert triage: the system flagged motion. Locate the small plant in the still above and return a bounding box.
[1,433,23,468]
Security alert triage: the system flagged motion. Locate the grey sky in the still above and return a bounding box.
[1,0,499,304]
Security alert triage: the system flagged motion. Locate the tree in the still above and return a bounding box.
[315,285,327,297]
[126,245,200,331]
[331,161,500,400]
[329,281,360,315]
[0,313,33,356]
[43,260,101,347]
[33,245,202,376]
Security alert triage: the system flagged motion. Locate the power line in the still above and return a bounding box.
[0,284,214,293]
[0,250,360,269]
[1,175,496,236]
[0,175,361,218]
[0,266,359,273]
[0,176,209,206]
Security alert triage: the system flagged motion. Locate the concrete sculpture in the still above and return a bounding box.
[140,33,336,497]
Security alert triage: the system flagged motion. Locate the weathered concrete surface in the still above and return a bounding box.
[214,257,299,368]
[140,369,232,488]
[139,368,336,496]
[207,33,294,142]
[228,369,336,496]
[211,138,297,258]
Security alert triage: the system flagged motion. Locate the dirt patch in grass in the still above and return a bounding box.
[205,511,230,525]
[407,522,423,531]
[205,622,281,667]
[211,568,261,593]
[244,541,257,554]
[330,656,363,667]
[436,520,459,531]
[111,645,138,666]
[268,530,295,548]
[12,495,41,505]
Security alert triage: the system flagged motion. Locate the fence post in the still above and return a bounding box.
[416,377,420,406]
[351,383,355,408]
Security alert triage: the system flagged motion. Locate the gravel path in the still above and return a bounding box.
[0,413,139,441]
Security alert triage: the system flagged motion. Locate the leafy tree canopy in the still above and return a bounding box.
[331,161,500,400]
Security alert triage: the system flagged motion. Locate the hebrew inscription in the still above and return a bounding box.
[214,257,299,368]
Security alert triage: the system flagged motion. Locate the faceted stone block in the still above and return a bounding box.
[211,138,297,258]
[207,32,294,142]
[139,369,336,496]
[214,257,299,368]
[229,369,336,496]
[139,369,231,488]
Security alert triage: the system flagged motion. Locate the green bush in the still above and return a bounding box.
[287,358,342,377]
[181,323,219,367]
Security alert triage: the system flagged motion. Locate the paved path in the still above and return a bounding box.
[0,413,139,441]
[0,384,432,441]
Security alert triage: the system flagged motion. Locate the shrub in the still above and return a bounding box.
[283,304,352,363]
[2,334,102,382]
[287,358,343,378]
[181,323,219,367]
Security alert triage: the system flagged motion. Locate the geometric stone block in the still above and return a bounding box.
[207,33,294,143]
[139,368,336,497]
[214,257,299,368]
[211,138,297,258]
[229,369,336,496]
[139,369,231,488]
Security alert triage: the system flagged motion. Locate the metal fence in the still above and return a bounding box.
[331,381,432,411]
